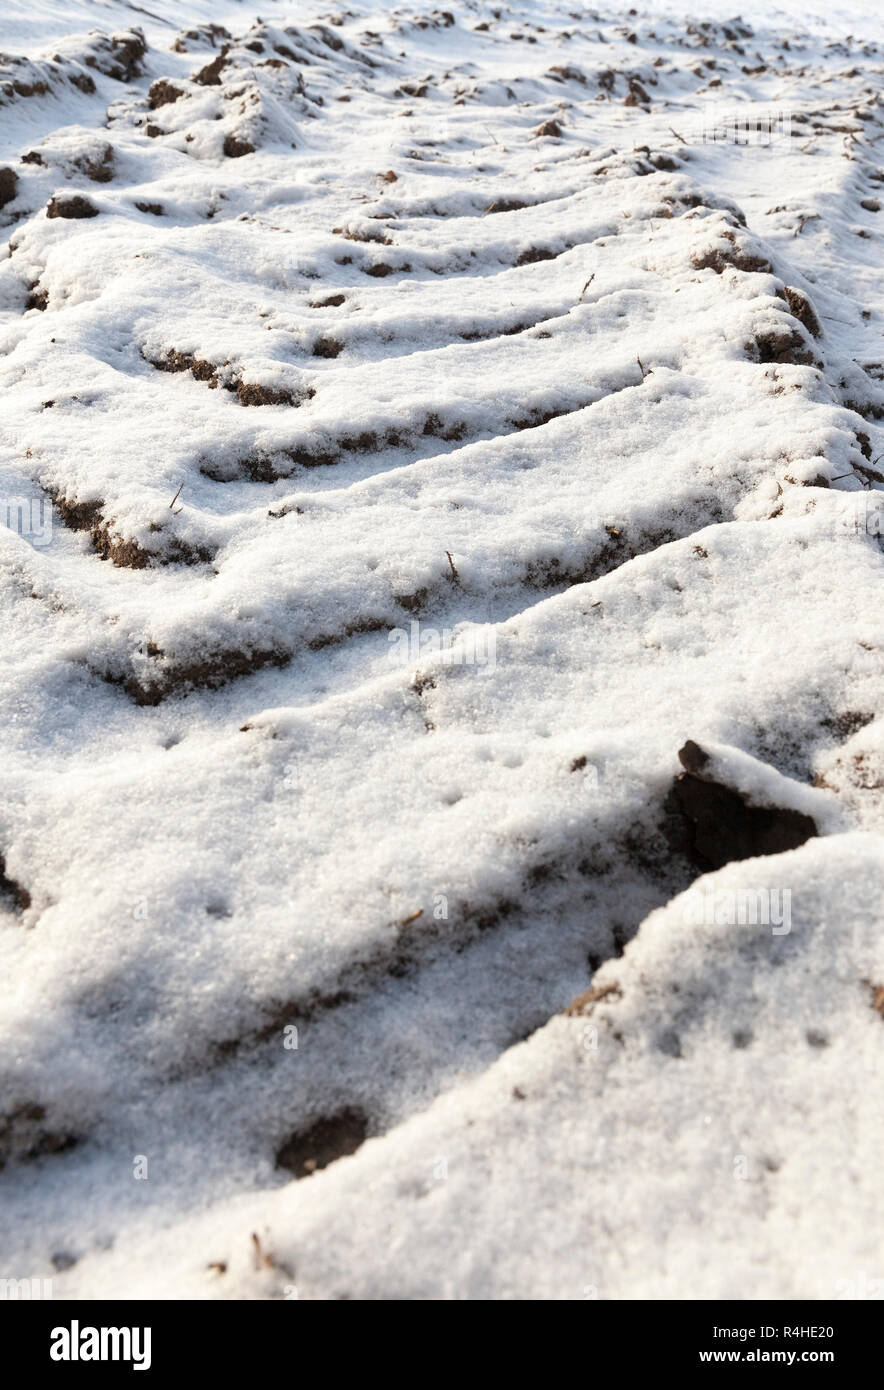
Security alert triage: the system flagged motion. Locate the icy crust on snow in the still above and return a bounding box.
[1,0,883,1298]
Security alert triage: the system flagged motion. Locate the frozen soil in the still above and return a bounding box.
[0,0,883,1299]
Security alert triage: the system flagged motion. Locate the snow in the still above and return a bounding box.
[0,0,882,1300]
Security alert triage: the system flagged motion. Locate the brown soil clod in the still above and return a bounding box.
[312,336,343,358]
[486,197,529,214]
[48,489,211,569]
[691,233,771,275]
[119,643,289,705]
[750,325,816,367]
[78,144,115,183]
[152,348,217,381]
[149,349,309,406]
[275,1108,369,1179]
[821,711,874,740]
[780,286,822,337]
[666,740,817,871]
[548,65,587,84]
[223,133,256,158]
[172,24,230,54]
[26,284,48,311]
[235,381,307,407]
[0,854,30,911]
[515,246,558,266]
[0,1103,78,1170]
[625,79,650,107]
[398,586,429,614]
[147,78,185,109]
[336,224,392,245]
[534,118,563,138]
[0,166,19,208]
[46,194,99,220]
[193,49,228,86]
[97,28,148,83]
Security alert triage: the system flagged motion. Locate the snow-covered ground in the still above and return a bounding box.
[1,0,882,1300]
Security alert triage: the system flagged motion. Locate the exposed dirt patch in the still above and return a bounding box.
[275,1108,369,1178]
[147,349,311,406]
[0,166,18,208]
[47,490,212,569]
[821,710,874,739]
[148,78,185,108]
[397,586,429,614]
[548,65,587,84]
[77,144,115,183]
[523,522,682,591]
[173,24,231,54]
[665,740,817,871]
[362,260,401,277]
[114,643,290,706]
[486,197,529,214]
[750,325,816,367]
[87,28,147,83]
[312,336,344,358]
[153,349,217,382]
[691,232,771,274]
[0,1103,77,1170]
[46,194,98,220]
[193,50,228,86]
[229,396,595,481]
[515,246,559,266]
[94,529,212,569]
[26,284,48,311]
[625,79,651,107]
[223,134,256,158]
[0,854,30,911]
[335,224,392,245]
[781,286,822,338]
[236,381,300,406]
[459,316,548,341]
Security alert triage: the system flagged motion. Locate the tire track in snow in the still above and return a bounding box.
[2,0,884,1294]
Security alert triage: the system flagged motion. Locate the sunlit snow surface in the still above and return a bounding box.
[0,0,883,1299]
